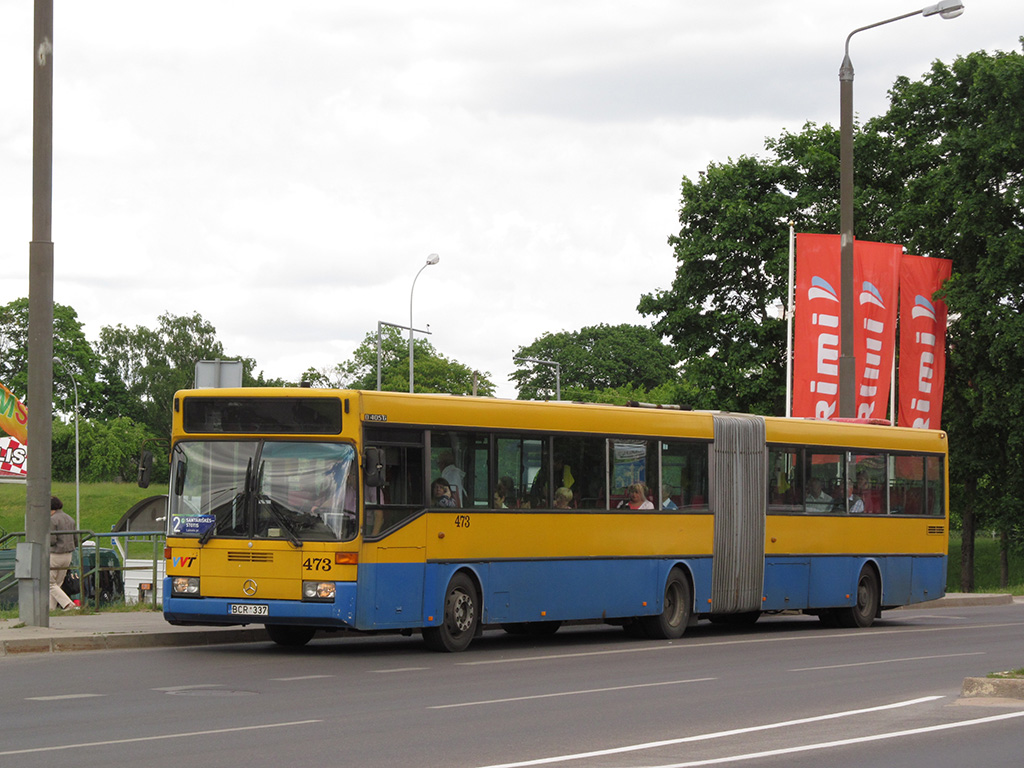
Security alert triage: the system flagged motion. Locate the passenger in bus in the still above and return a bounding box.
[805,477,834,513]
[848,471,869,514]
[494,476,516,508]
[618,483,654,510]
[431,478,457,508]
[438,450,466,507]
[661,484,678,510]
[553,486,574,509]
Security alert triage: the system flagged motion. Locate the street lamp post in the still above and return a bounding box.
[53,356,79,529]
[409,254,440,393]
[514,357,561,401]
[838,0,964,417]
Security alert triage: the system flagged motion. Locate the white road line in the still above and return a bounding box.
[476,696,943,768]
[269,675,335,681]
[791,651,986,671]
[372,667,431,673]
[458,621,1024,667]
[152,684,223,691]
[430,678,716,710]
[0,720,323,757]
[25,694,105,701]
[647,710,1024,768]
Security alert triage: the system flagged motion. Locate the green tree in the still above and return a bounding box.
[511,324,675,401]
[95,312,271,437]
[0,297,100,415]
[864,44,1024,589]
[306,326,495,396]
[637,155,797,414]
[640,43,1024,588]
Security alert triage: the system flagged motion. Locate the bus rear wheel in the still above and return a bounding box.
[640,569,691,640]
[836,566,880,628]
[423,572,479,652]
[266,625,316,647]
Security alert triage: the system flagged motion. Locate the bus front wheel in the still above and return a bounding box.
[423,572,479,652]
[640,569,691,640]
[836,566,880,629]
[266,624,316,647]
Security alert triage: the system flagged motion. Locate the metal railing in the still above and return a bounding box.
[0,529,165,611]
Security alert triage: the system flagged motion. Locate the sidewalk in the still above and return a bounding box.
[0,610,267,656]
[1,593,1016,657]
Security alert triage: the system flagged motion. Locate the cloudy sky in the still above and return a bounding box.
[1,1,1020,399]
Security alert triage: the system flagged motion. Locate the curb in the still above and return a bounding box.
[0,627,268,657]
[962,676,1024,700]
[898,593,1015,610]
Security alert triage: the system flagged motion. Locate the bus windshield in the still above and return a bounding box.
[168,440,359,543]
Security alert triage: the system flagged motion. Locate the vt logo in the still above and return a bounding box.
[173,556,197,568]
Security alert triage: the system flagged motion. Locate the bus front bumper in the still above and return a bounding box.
[162,577,358,629]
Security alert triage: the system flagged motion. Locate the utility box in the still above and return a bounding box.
[194,360,243,388]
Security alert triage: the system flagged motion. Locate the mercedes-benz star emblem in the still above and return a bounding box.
[242,579,258,596]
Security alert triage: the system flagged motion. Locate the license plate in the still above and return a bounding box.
[229,603,269,616]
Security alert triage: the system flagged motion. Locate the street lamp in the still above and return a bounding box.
[52,356,79,530]
[514,357,561,401]
[409,254,440,393]
[837,0,964,417]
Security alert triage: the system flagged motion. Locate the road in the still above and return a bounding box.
[2,602,1023,768]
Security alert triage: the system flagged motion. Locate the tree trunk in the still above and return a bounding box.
[960,476,976,593]
[999,530,1009,589]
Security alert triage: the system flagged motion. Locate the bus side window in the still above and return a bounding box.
[661,441,709,510]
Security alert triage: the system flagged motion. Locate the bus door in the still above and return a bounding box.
[709,413,766,613]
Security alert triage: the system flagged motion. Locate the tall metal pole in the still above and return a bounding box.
[20,0,55,626]
[838,1,965,419]
[408,254,439,393]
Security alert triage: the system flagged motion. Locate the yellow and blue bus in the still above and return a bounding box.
[161,388,948,651]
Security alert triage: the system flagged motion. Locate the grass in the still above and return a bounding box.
[0,481,159,538]
[947,533,1024,595]
[988,668,1024,679]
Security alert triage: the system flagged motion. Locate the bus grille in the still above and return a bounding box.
[927,526,945,535]
[227,551,275,563]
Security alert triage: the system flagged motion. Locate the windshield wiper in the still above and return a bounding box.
[260,497,304,548]
[199,458,252,546]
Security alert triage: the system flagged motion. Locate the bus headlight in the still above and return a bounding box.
[302,581,336,601]
[172,577,200,596]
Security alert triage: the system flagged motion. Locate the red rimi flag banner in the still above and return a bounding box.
[898,254,952,429]
[793,234,901,420]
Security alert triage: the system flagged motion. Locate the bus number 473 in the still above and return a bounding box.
[303,557,332,572]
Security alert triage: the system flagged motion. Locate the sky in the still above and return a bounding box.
[1,1,1021,400]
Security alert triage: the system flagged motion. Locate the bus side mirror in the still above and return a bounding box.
[363,447,385,487]
[137,450,154,489]
[174,461,187,496]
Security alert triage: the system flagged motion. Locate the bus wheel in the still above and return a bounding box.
[836,566,880,629]
[423,573,479,652]
[266,625,316,647]
[640,569,691,640]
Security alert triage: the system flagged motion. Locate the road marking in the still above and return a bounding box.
[25,694,104,701]
[458,621,1024,666]
[644,710,1024,768]
[269,675,335,681]
[476,696,943,767]
[791,651,986,671]
[372,667,430,673]
[0,719,323,757]
[152,684,223,691]
[430,677,715,710]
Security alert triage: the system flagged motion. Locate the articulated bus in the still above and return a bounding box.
[161,388,948,651]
